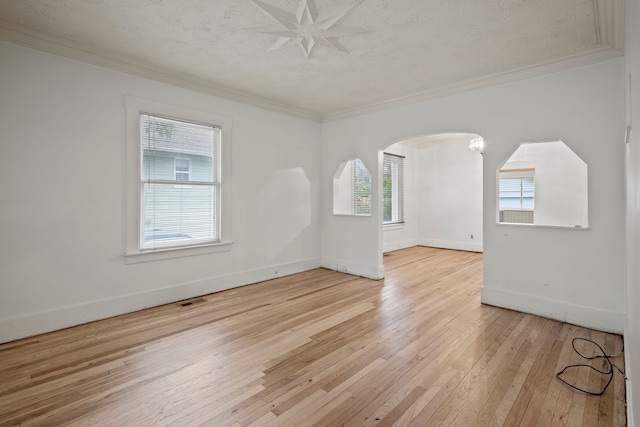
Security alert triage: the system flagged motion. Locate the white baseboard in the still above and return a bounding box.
[625,326,636,427]
[481,286,625,334]
[321,256,384,280]
[419,238,483,253]
[0,257,321,344]
[383,238,419,253]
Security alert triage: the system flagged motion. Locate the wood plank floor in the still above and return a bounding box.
[0,247,626,426]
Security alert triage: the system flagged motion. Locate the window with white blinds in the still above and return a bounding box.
[383,153,404,224]
[140,114,221,251]
[352,158,372,216]
[499,177,534,209]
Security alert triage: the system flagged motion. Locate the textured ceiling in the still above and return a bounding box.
[0,0,625,121]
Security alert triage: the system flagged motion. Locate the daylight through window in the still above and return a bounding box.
[353,159,372,215]
[383,153,404,224]
[140,114,221,250]
[498,165,535,224]
[499,177,534,209]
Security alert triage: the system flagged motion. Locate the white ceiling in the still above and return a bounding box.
[0,0,625,121]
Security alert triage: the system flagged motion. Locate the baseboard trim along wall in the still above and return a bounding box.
[0,257,322,344]
[418,239,483,253]
[624,326,635,427]
[321,256,384,280]
[481,286,625,334]
[383,239,419,254]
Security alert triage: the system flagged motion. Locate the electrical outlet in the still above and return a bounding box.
[470,234,474,239]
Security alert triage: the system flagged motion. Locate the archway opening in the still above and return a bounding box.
[380,132,484,264]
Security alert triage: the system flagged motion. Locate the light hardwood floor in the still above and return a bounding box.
[0,247,626,426]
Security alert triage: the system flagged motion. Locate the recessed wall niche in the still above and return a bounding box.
[497,140,588,228]
[333,158,371,216]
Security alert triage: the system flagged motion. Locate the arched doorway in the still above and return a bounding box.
[380,133,484,266]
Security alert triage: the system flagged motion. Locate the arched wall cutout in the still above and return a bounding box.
[380,132,484,255]
[333,158,372,216]
[497,140,588,228]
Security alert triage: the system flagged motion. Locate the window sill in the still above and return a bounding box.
[125,241,233,264]
[383,222,405,231]
[333,213,372,217]
[496,222,590,231]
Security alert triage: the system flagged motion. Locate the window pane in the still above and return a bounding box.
[499,178,522,209]
[500,197,522,209]
[353,159,371,215]
[142,183,217,249]
[383,163,393,222]
[383,153,404,224]
[522,178,535,198]
[139,113,221,251]
[499,179,521,195]
[499,178,535,210]
[141,115,217,182]
[522,197,535,209]
[175,159,190,172]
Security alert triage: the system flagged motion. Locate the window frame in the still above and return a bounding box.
[140,113,219,251]
[125,96,233,263]
[382,152,405,225]
[498,176,535,210]
[174,157,192,181]
[498,168,535,224]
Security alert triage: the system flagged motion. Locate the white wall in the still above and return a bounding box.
[416,140,483,252]
[625,0,640,423]
[333,160,355,215]
[0,42,321,343]
[0,39,630,401]
[321,58,626,333]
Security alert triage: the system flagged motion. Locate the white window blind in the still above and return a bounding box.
[352,158,372,215]
[499,177,534,209]
[383,153,404,224]
[140,114,221,250]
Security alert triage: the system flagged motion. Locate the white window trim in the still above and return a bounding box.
[382,152,404,225]
[496,222,590,231]
[383,222,405,230]
[124,96,233,263]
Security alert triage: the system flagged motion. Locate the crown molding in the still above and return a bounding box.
[321,46,623,123]
[321,0,626,122]
[594,0,626,52]
[0,21,322,122]
[0,0,625,125]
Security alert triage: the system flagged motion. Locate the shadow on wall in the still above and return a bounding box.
[255,167,313,263]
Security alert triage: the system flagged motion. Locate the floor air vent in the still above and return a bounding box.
[178,298,205,307]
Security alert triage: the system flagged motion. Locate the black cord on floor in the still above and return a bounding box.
[555,337,624,396]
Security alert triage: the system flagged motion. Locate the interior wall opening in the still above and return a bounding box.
[380,133,484,266]
[497,140,588,228]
